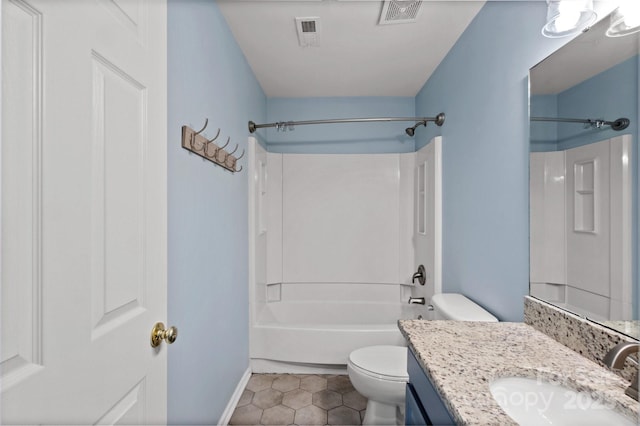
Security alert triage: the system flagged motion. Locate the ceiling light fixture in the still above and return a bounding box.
[606,0,640,37]
[542,0,597,38]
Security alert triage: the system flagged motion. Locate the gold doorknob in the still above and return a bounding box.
[150,322,178,348]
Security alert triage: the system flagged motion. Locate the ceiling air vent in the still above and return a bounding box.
[379,0,422,25]
[295,17,320,47]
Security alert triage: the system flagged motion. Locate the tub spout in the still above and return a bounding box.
[408,297,426,305]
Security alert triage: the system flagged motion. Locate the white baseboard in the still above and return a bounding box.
[218,366,252,426]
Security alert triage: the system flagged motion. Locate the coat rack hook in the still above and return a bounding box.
[236,149,245,160]
[203,141,218,159]
[207,128,221,143]
[194,118,209,135]
[235,164,243,173]
[229,144,239,155]
[220,136,230,150]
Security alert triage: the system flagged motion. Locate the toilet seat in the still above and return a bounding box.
[348,346,408,382]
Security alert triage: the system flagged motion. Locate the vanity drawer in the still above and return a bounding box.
[407,348,455,425]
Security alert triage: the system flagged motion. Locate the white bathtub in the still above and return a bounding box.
[250,300,422,369]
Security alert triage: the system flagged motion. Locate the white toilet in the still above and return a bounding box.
[347,293,498,425]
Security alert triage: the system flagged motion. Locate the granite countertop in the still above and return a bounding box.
[398,320,640,425]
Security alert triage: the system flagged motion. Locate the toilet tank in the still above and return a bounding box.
[431,293,498,322]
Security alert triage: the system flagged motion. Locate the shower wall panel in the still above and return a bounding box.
[266,153,283,285]
[266,153,413,287]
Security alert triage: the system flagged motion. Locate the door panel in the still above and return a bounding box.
[98,0,147,42]
[1,0,44,388]
[90,51,147,338]
[1,0,167,423]
[95,379,146,425]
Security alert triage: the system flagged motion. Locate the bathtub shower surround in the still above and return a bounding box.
[250,144,414,369]
[248,138,441,371]
[525,296,638,382]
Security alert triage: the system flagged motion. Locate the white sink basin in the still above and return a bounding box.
[489,377,637,425]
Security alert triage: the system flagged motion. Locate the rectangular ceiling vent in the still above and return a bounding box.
[295,17,320,47]
[379,0,422,25]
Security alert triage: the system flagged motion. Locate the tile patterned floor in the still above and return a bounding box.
[229,374,368,425]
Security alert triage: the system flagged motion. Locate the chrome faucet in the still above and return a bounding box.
[603,341,639,401]
[408,297,426,305]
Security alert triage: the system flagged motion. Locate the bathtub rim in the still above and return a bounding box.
[250,358,349,375]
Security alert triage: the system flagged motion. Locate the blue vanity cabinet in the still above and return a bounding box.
[405,380,429,425]
[405,348,456,425]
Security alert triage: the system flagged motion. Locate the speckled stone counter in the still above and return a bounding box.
[398,320,640,425]
[525,296,638,381]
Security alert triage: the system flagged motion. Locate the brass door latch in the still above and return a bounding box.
[150,322,178,348]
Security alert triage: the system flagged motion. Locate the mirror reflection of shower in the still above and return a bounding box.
[529,136,633,322]
[528,8,638,338]
[531,116,630,131]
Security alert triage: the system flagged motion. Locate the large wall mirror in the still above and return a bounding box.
[529,11,639,339]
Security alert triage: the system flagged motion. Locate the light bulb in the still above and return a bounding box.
[542,0,597,38]
[619,1,640,29]
[606,0,640,37]
[555,2,581,32]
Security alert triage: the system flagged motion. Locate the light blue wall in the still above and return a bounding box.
[266,97,415,153]
[557,55,638,150]
[167,1,266,423]
[530,94,558,151]
[415,1,568,321]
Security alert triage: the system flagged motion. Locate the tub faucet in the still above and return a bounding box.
[603,341,639,401]
[412,265,426,286]
[408,297,425,305]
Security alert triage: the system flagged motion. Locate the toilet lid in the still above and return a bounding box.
[348,346,408,381]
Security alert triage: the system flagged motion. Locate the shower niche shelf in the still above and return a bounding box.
[573,160,596,233]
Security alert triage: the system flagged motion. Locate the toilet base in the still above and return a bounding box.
[362,399,404,426]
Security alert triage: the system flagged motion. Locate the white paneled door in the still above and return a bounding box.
[1,0,168,423]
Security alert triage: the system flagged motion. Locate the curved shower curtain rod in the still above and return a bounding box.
[531,116,630,131]
[247,112,446,135]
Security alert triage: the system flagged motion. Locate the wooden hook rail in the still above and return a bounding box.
[181,119,244,173]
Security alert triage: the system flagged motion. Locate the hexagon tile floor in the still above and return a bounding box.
[229,374,368,425]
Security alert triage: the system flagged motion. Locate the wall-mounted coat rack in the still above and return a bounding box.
[181,119,244,173]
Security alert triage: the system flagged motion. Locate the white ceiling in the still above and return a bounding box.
[217,0,486,98]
